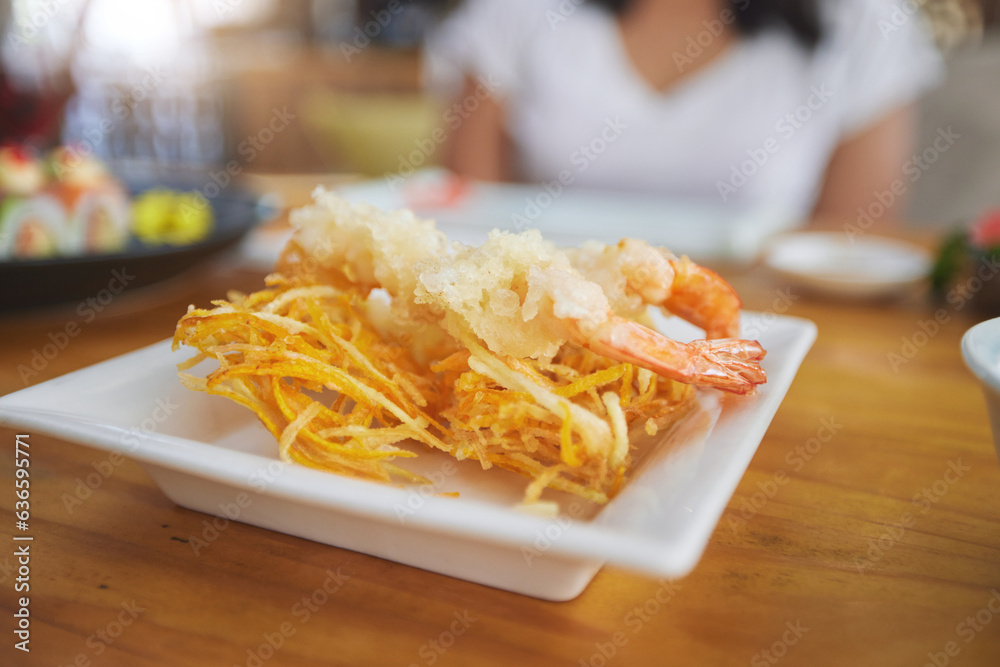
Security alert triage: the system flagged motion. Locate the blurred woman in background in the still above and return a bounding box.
[424,0,947,224]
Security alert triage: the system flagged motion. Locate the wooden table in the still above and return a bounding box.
[2,228,999,666]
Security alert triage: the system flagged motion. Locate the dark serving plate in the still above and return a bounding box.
[1,179,267,311]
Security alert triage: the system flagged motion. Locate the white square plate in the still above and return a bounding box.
[0,312,815,601]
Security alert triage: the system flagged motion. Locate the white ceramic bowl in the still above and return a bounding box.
[763,231,932,299]
[961,317,1000,461]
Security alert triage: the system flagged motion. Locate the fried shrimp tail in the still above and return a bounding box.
[572,314,766,395]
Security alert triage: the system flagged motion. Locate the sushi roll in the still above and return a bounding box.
[66,189,131,254]
[0,145,45,196]
[0,194,68,259]
[0,145,68,260]
[47,146,130,254]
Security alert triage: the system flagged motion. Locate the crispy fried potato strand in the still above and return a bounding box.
[173,275,697,502]
[174,277,449,485]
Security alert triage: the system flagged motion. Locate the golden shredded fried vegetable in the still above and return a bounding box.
[173,275,696,504]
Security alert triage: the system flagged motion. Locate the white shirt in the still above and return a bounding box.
[424,0,945,219]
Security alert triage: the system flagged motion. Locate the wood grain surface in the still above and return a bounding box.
[1,241,999,667]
